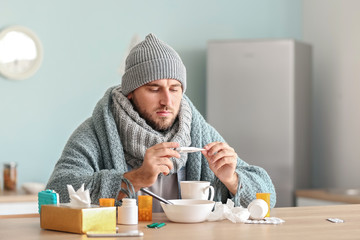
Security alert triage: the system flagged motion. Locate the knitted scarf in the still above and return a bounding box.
[111,86,192,174]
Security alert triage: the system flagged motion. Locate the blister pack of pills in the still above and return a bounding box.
[327,218,344,223]
[245,217,285,225]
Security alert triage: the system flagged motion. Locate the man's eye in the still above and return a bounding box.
[170,88,180,92]
[149,88,159,92]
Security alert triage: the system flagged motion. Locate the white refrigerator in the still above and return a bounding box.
[207,39,312,207]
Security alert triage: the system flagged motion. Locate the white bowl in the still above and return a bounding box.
[160,199,215,223]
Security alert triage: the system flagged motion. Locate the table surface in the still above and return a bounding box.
[1,204,360,240]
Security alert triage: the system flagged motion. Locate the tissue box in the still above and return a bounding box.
[40,204,116,234]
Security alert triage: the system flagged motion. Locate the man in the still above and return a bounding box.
[46,33,276,211]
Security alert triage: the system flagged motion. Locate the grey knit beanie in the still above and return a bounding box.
[121,33,186,96]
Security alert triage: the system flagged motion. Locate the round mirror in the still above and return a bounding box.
[0,26,43,80]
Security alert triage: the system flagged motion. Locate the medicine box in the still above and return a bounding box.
[38,190,59,213]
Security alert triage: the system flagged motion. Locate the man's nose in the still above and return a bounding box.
[160,90,172,106]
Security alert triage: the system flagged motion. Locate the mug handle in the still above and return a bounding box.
[204,185,214,201]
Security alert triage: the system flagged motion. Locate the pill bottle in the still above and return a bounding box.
[256,193,271,217]
[99,198,115,207]
[3,162,17,191]
[248,199,269,220]
[117,198,138,225]
[138,195,152,221]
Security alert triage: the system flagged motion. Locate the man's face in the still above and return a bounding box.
[127,79,183,131]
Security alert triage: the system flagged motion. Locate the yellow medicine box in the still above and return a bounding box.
[40,204,116,234]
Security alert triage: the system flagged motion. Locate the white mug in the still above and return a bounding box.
[180,181,214,201]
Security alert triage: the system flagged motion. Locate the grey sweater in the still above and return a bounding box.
[46,86,276,207]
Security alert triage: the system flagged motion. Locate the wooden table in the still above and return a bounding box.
[1,204,360,240]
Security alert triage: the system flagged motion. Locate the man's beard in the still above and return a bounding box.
[130,100,177,132]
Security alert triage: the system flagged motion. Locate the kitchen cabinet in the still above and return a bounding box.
[296,189,360,206]
[0,190,38,215]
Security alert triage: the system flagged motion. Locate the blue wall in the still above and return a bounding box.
[0,0,302,187]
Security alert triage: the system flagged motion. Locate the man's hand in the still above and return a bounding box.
[118,142,180,200]
[202,142,239,195]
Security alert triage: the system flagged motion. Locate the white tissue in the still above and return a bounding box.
[207,199,285,224]
[67,184,91,207]
[207,199,250,223]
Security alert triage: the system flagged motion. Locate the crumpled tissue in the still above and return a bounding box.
[207,199,250,223]
[67,183,91,207]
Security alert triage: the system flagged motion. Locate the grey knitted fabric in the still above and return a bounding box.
[46,86,276,208]
[111,86,192,173]
[121,33,186,96]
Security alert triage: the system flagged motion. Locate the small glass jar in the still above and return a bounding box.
[3,162,17,191]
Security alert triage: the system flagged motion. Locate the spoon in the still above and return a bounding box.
[140,188,174,205]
